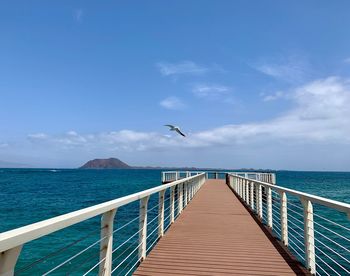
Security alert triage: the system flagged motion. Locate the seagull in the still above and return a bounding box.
[164,124,186,137]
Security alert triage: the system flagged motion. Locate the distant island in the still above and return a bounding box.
[79,157,199,170]
[79,157,275,172]
[80,158,131,169]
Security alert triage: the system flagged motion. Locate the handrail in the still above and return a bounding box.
[163,170,276,183]
[228,173,350,215]
[227,173,350,275]
[0,172,206,275]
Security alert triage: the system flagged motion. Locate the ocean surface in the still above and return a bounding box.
[0,169,349,275]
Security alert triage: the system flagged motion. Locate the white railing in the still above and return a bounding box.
[0,173,206,276]
[162,171,203,182]
[227,173,350,276]
[163,171,276,183]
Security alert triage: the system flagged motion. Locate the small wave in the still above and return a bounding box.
[49,169,59,172]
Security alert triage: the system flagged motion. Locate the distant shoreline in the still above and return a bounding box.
[5,167,350,173]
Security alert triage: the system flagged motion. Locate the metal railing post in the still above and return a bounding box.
[301,199,316,274]
[170,186,175,223]
[99,209,117,275]
[158,190,165,238]
[280,192,288,246]
[242,179,246,202]
[239,179,242,197]
[0,245,23,276]
[272,173,276,185]
[250,181,254,210]
[247,181,250,205]
[258,184,263,219]
[267,187,272,228]
[246,180,250,205]
[178,183,183,214]
[139,196,149,260]
[255,183,259,215]
[184,182,188,206]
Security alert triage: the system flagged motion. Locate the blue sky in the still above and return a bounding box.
[1,1,350,170]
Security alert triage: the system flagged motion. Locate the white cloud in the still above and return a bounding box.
[192,84,230,98]
[156,61,208,76]
[254,55,310,83]
[198,76,350,144]
[24,77,350,169]
[74,9,83,23]
[192,84,235,104]
[160,96,185,110]
[343,58,350,64]
[29,76,350,149]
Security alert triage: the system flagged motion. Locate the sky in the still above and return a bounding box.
[1,1,350,170]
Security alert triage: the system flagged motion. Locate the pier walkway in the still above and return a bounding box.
[134,180,308,276]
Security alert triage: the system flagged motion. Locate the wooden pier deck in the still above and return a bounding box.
[134,179,309,276]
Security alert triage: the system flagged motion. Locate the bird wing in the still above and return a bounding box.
[164,124,175,129]
[176,129,186,137]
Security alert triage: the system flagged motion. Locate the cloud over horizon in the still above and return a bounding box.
[22,76,350,168]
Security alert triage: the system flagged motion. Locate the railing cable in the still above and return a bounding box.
[16,226,104,274]
[43,234,108,275]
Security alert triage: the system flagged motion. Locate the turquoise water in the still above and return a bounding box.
[0,169,349,275]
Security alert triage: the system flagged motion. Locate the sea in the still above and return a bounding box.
[0,169,349,275]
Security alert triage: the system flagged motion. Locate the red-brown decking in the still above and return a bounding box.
[134,180,309,276]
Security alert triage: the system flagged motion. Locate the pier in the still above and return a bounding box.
[135,179,307,275]
[0,171,349,275]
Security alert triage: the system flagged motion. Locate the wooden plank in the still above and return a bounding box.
[134,180,309,276]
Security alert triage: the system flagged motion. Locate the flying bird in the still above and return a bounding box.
[164,125,186,137]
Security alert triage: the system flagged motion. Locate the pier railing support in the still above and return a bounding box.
[170,187,175,223]
[250,181,254,210]
[139,196,149,260]
[178,183,183,214]
[242,180,246,202]
[99,208,117,276]
[239,179,242,197]
[280,192,288,246]
[267,187,273,228]
[184,182,188,207]
[301,199,316,274]
[255,183,259,215]
[258,184,263,219]
[0,245,23,276]
[246,180,250,205]
[158,190,165,238]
